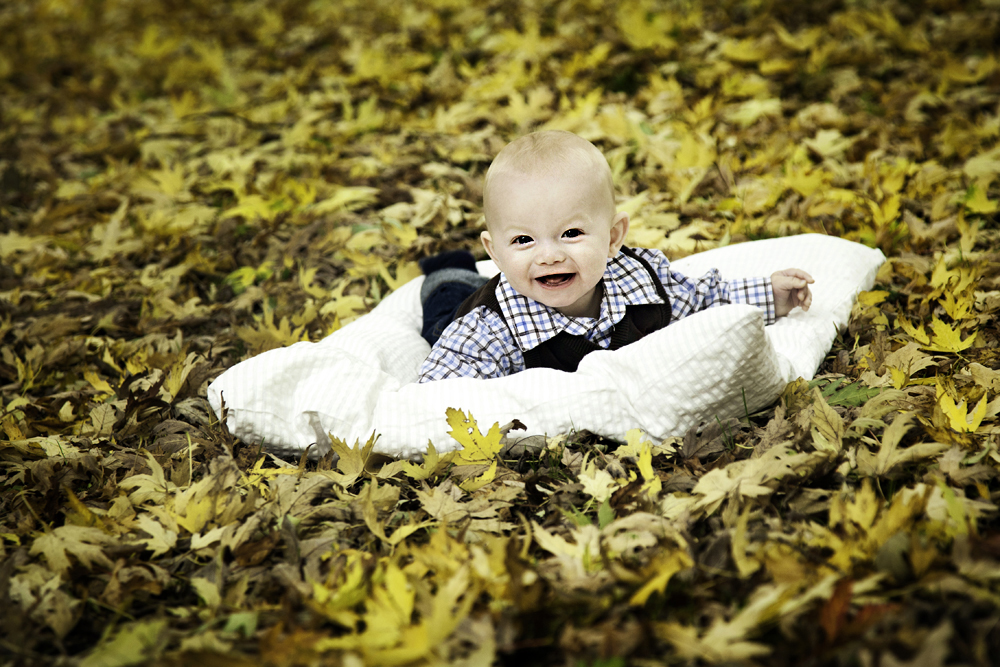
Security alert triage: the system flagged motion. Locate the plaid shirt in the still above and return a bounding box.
[417,247,774,382]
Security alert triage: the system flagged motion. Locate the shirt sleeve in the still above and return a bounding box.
[416,307,524,382]
[635,248,776,325]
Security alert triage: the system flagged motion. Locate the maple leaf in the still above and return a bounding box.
[135,514,177,557]
[897,316,931,346]
[400,441,454,481]
[324,432,378,487]
[630,549,693,606]
[937,385,988,433]
[922,318,977,353]
[78,619,168,667]
[447,408,502,464]
[691,447,817,517]
[964,180,999,214]
[458,459,498,492]
[804,129,855,158]
[855,413,949,477]
[364,481,433,546]
[118,452,176,506]
[30,525,115,576]
[578,455,619,503]
[724,98,781,128]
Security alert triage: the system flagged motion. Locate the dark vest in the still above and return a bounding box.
[454,247,672,372]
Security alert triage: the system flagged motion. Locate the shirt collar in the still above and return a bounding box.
[495,249,666,351]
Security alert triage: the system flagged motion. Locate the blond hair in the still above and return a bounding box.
[483,131,616,230]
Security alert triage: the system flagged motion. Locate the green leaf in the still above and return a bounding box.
[597,498,616,528]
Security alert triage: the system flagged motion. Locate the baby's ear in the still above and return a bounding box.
[480,230,497,262]
[608,212,630,255]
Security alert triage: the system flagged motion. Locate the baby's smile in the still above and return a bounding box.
[536,273,575,286]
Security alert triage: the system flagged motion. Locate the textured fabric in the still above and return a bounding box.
[418,246,774,382]
[206,234,886,460]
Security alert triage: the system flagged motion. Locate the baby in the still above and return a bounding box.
[417,130,812,382]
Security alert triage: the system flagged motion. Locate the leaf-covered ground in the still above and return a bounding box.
[2,0,1000,665]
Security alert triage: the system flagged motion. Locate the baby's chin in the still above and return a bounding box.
[540,285,603,318]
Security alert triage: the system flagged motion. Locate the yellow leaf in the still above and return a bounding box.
[0,232,47,260]
[311,550,367,613]
[963,145,1000,181]
[964,180,998,214]
[839,478,879,531]
[173,495,215,534]
[759,58,796,75]
[378,261,422,292]
[803,129,855,158]
[637,440,662,499]
[856,412,947,476]
[319,279,370,329]
[867,194,901,226]
[223,194,280,222]
[616,3,677,52]
[299,266,328,299]
[889,366,910,390]
[721,37,770,63]
[311,186,380,215]
[857,290,890,307]
[364,480,433,545]
[784,167,829,197]
[191,577,221,609]
[774,23,823,52]
[731,508,760,578]
[164,352,205,401]
[811,387,844,454]
[459,460,498,493]
[30,525,115,576]
[897,316,930,345]
[939,390,988,433]
[924,318,977,353]
[724,98,782,128]
[136,514,177,557]
[578,455,619,503]
[79,619,168,667]
[616,428,653,459]
[447,408,502,464]
[941,290,975,322]
[327,433,378,487]
[630,549,693,606]
[83,370,115,396]
[401,442,453,481]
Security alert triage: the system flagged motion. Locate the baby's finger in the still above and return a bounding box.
[782,268,815,283]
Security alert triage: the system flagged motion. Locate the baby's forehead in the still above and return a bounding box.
[494,159,606,190]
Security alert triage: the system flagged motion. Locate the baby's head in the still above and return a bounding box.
[480,131,629,319]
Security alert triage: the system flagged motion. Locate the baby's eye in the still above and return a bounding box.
[562,228,583,238]
[512,235,533,245]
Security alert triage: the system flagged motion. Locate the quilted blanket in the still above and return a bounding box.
[207,234,885,458]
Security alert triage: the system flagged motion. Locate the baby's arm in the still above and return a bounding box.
[637,248,778,323]
[771,269,814,318]
[417,308,522,382]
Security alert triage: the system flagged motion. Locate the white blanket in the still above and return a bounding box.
[208,234,885,458]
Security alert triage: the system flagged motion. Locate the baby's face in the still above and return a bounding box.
[482,171,627,318]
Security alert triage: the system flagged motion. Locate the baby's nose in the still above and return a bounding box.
[537,243,565,263]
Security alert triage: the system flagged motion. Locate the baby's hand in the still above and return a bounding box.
[771,269,814,318]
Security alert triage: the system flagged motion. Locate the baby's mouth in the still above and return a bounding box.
[537,273,574,286]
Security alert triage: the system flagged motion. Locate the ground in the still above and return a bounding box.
[2,1,1000,665]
